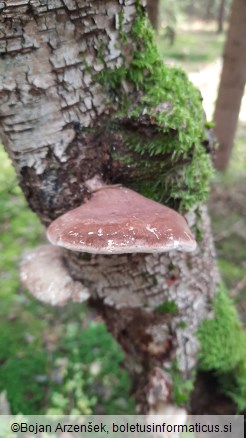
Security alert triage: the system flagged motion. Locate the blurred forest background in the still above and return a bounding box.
[0,0,246,415]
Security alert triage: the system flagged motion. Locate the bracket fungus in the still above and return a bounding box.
[47,180,196,255]
[20,245,90,306]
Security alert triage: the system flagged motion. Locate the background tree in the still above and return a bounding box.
[205,0,216,21]
[147,0,160,30]
[213,0,246,170]
[217,0,226,33]
[1,0,241,415]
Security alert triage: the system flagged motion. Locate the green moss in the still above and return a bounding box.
[97,5,213,211]
[0,353,48,414]
[198,286,246,372]
[198,286,246,411]
[221,361,246,412]
[169,361,195,405]
[178,321,187,329]
[205,121,215,129]
[118,8,127,44]
[155,300,178,314]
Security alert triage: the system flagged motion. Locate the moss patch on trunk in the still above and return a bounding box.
[197,286,246,411]
[96,3,213,212]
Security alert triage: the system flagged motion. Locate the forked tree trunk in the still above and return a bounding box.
[213,0,246,170]
[0,0,218,413]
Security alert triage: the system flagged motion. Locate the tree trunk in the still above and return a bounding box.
[217,0,226,33]
[146,0,160,30]
[0,0,218,413]
[213,0,246,170]
[205,0,215,21]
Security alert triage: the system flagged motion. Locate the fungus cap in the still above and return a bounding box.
[47,186,196,254]
[20,245,90,306]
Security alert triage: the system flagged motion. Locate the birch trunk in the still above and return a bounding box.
[0,0,218,413]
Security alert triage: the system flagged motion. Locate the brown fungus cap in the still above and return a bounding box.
[47,186,196,254]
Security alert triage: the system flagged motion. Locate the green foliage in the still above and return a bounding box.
[53,321,135,414]
[198,286,246,410]
[178,321,187,329]
[169,361,194,405]
[0,309,134,415]
[205,121,215,129]
[221,361,246,412]
[0,353,48,414]
[155,300,178,314]
[198,286,246,372]
[97,7,213,211]
[48,360,96,415]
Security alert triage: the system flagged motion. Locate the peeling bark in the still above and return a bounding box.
[0,0,137,223]
[1,0,218,413]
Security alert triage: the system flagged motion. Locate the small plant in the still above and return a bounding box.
[155,300,178,314]
[47,360,96,415]
[50,321,135,415]
[169,360,194,405]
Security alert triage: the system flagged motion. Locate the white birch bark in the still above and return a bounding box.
[0,0,219,413]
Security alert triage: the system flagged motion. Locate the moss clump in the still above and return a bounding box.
[222,361,246,412]
[97,4,213,211]
[198,286,246,410]
[198,286,246,372]
[155,300,178,314]
[169,361,195,405]
[0,352,48,414]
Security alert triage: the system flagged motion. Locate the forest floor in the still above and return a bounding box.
[0,20,246,415]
